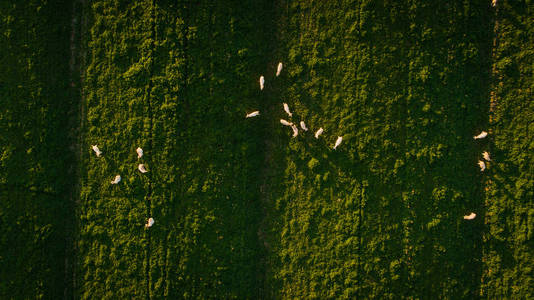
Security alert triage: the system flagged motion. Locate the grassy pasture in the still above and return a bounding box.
[263,0,493,298]
[79,0,274,298]
[0,0,532,298]
[482,1,534,298]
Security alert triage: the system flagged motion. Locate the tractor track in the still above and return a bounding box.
[144,0,157,299]
[481,0,500,292]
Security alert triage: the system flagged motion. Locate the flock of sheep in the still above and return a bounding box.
[89,62,342,230]
[91,144,154,228]
[250,62,490,221]
[246,62,343,149]
[465,130,492,220]
[90,62,492,227]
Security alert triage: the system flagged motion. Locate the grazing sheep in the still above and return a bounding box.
[111,175,121,184]
[333,136,343,150]
[473,131,488,140]
[483,151,491,161]
[283,103,292,117]
[260,76,265,90]
[136,147,143,159]
[300,121,308,131]
[478,160,486,171]
[276,62,283,76]
[315,128,324,139]
[463,213,476,220]
[92,145,102,157]
[246,111,260,118]
[291,124,298,137]
[138,164,148,173]
[280,119,292,126]
[145,217,154,228]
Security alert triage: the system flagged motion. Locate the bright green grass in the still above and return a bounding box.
[79,0,274,298]
[78,1,153,298]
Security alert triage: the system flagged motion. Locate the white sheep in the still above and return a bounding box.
[315,128,324,139]
[260,76,265,90]
[280,119,292,126]
[283,103,292,117]
[483,151,491,161]
[145,217,154,228]
[478,160,486,172]
[276,62,283,76]
[92,145,102,157]
[291,124,298,137]
[333,136,343,149]
[246,111,260,118]
[463,213,476,220]
[138,164,148,173]
[300,121,308,131]
[473,131,488,140]
[136,147,143,159]
[111,175,121,184]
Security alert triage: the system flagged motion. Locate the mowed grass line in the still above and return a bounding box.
[0,1,73,298]
[265,0,492,298]
[482,1,534,298]
[78,1,153,298]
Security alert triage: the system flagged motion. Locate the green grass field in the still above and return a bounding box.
[482,1,534,297]
[263,1,494,298]
[1,0,532,298]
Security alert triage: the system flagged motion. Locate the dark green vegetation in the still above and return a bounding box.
[0,1,73,298]
[482,1,534,298]
[1,0,532,298]
[263,0,492,298]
